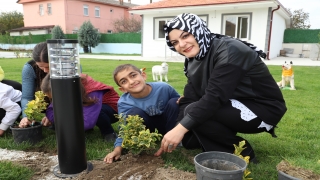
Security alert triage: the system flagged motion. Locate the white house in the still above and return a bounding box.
[129,0,291,60]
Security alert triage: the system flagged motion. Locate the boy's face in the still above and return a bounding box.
[116,67,147,94]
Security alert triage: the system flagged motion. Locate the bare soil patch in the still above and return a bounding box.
[277,160,320,180]
[0,148,196,180]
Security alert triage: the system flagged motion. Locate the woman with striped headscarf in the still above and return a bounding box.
[154,13,287,163]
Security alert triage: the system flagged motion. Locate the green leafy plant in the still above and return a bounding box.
[24,91,48,122]
[233,140,253,180]
[117,114,162,155]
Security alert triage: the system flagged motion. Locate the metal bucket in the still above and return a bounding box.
[194,151,247,180]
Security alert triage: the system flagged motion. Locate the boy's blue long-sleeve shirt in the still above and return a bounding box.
[114,82,180,147]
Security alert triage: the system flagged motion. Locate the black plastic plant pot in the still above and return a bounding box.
[10,122,42,145]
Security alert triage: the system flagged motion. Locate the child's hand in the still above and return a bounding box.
[41,117,51,126]
[176,96,184,104]
[0,129,4,136]
[104,147,122,164]
[19,117,31,128]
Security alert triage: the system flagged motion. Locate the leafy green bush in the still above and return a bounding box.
[117,114,162,155]
[24,91,48,122]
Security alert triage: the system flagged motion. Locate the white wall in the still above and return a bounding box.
[10,29,50,36]
[282,43,316,58]
[141,7,271,58]
[0,43,141,54]
[80,43,141,54]
[269,12,286,59]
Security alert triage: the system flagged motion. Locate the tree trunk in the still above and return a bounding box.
[83,46,89,53]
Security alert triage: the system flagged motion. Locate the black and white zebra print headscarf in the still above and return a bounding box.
[164,13,267,61]
[164,13,214,60]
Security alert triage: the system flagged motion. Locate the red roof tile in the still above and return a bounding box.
[131,0,267,10]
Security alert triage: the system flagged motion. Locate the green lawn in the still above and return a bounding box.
[0,58,320,180]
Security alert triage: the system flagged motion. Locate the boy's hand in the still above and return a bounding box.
[104,146,122,164]
[0,129,4,136]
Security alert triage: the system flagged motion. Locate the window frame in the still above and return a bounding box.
[221,13,252,40]
[95,6,100,17]
[154,15,208,40]
[39,4,44,16]
[47,3,52,15]
[83,5,89,16]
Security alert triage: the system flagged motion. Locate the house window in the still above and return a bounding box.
[154,15,207,40]
[39,4,44,16]
[47,3,52,15]
[95,7,100,17]
[83,5,89,16]
[110,9,113,13]
[107,30,112,34]
[222,14,251,40]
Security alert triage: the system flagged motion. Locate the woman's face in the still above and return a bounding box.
[36,62,50,73]
[169,29,200,58]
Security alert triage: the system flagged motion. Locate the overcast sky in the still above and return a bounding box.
[1,0,319,29]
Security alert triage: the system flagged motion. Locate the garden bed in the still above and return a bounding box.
[0,148,196,180]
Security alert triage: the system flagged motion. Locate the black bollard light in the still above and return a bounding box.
[47,39,92,178]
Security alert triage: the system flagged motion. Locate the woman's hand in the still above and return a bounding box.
[41,117,51,126]
[154,124,188,156]
[19,117,31,128]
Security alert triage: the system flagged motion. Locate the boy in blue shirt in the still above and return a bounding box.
[104,64,180,163]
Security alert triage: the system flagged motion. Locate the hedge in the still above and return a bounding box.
[0,32,141,44]
[2,29,319,44]
[283,29,320,43]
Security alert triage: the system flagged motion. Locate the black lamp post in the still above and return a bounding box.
[47,39,92,178]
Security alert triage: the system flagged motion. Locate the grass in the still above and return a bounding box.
[0,58,320,179]
[0,161,33,180]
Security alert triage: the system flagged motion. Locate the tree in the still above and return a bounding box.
[287,9,311,29]
[0,11,24,35]
[77,21,100,53]
[112,17,142,33]
[51,25,66,39]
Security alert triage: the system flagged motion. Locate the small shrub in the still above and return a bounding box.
[24,91,48,122]
[13,51,21,58]
[117,114,162,155]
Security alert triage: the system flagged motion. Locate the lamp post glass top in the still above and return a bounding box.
[47,39,81,79]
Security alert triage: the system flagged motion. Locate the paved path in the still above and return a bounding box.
[1,51,320,66]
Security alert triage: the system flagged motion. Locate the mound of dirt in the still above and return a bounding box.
[277,160,320,180]
[0,148,196,180]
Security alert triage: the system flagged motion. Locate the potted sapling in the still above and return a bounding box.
[10,91,48,144]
